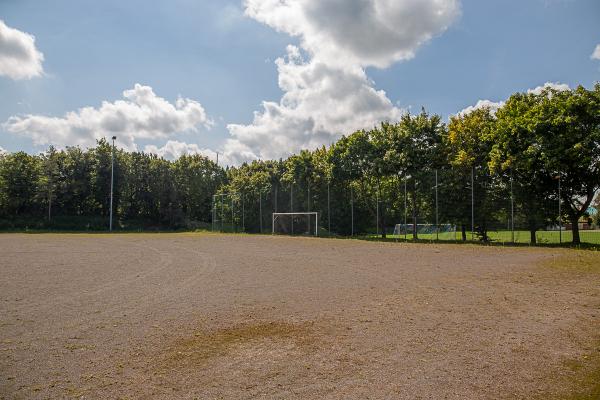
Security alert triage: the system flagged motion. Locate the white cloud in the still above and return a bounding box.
[0,20,44,80]
[224,46,403,163]
[591,44,600,60]
[456,82,571,118]
[224,0,459,164]
[457,99,505,117]
[244,0,460,68]
[0,145,7,155]
[4,84,213,151]
[527,81,570,95]
[144,140,218,161]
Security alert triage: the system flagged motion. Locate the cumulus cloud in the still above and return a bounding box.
[456,82,571,117]
[0,20,44,80]
[457,99,505,117]
[4,84,213,151]
[224,0,460,163]
[224,46,403,163]
[591,44,600,60]
[144,140,217,161]
[527,81,570,95]
[244,0,460,68]
[0,145,7,155]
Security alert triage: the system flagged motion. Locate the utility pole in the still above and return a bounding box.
[109,136,116,232]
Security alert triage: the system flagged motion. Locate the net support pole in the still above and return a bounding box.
[350,184,354,237]
[376,188,379,237]
[327,181,331,234]
[471,167,474,241]
[558,174,562,244]
[259,191,263,234]
[435,169,439,241]
[511,173,515,243]
[404,177,407,241]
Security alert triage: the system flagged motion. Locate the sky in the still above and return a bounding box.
[0,0,599,164]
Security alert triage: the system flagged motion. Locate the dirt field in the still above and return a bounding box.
[1,233,599,399]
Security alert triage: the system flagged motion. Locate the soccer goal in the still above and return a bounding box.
[272,212,318,236]
[393,223,456,239]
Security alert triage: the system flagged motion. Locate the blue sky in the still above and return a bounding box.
[0,0,599,163]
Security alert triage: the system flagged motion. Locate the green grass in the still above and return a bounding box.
[374,229,600,245]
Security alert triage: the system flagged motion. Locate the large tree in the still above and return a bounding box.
[492,84,600,244]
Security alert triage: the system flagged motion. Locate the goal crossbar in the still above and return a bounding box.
[272,212,318,236]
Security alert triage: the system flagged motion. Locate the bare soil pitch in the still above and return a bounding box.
[1,233,599,399]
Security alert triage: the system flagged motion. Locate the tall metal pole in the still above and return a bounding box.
[212,195,215,232]
[259,190,263,233]
[435,170,439,241]
[327,181,331,234]
[242,193,245,232]
[231,195,234,232]
[558,174,562,244]
[404,177,407,241]
[290,184,294,235]
[510,173,514,243]
[221,194,224,232]
[350,184,354,236]
[109,136,116,232]
[471,167,474,241]
[376,187,379,237]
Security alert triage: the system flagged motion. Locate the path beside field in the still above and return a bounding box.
[1,233,599,399]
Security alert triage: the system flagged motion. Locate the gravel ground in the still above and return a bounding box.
[0,233,599,399]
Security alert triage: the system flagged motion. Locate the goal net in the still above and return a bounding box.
[393,223,456,239]
[272,212,318,236]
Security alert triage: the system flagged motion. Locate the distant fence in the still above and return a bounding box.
[211,168,599,246]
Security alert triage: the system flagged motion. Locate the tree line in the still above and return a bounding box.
[1,84,599,243]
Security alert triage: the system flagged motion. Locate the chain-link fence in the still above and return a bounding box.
[212,168,599,246]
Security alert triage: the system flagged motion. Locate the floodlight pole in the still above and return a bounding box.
[109,136,116,232]
[290,184,294,235]
[231,195,234,232]
[221,194,224,232]
[242,193,245,232]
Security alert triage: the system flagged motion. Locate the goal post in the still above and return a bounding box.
[272,212,318,236]
[393,223,456,239]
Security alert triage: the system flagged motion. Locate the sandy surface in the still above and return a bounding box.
[0,233,599,399]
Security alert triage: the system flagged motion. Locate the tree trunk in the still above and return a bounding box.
[461,224,467,241]
[571,215,581,245]
[530,228,537,245]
